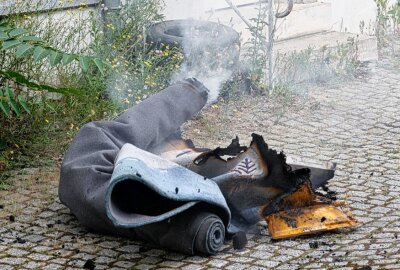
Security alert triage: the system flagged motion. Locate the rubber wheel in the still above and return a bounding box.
[148,19,240,49]
[148,19,240,72]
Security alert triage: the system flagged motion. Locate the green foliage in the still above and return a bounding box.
[0,20,111,118]
[0,0,175,186]
[0,70,82,96]
[87,0,182,109]
[374,0,400,50]
[242,1,360,96]
[0,20,108,77]
[244,1,269,88]
[0,84,30,117]
[387,1,400,26]
[276,37,359,88]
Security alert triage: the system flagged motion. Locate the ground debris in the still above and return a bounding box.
[309,241,319,249]
[233,231,248,250]
[355,267,372,270]
[83,259,96,270]
[322,185,338,201]
[309,241,334,249]
[15,237,26,244]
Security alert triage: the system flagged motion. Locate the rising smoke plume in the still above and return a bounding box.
[170,21,240,104]
[105,18,240,107]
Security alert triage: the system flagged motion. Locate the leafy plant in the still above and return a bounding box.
[387,0,400,34]
[1,0,171,186]
[0,84,30,117]
[0,19,109,117]
[243,1,269,89]
[274,37,359,91]
[241,1,360,97]
[0,20,108,75]
[86,0,184,108]
[374,0,400,53]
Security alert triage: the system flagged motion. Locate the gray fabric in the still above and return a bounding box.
[106,143,230,228]
[59,79,210,236]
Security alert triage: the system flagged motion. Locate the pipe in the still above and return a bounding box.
[224,0,254,30]
[225,0,269,47]
[276,0,294,18]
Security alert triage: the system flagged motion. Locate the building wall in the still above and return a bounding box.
[163,0,381,36]
[163,0,259,20]
[330,0,377,34]
[1,0,383,37]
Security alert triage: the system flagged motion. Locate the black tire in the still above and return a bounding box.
[148,19,240,49]
[148,20,241,72]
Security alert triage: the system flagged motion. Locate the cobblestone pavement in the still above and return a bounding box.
[1,60,399,270]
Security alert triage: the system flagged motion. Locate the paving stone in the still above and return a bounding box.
[158,260,186,268]
[181,264,205,270]
[134,264,157,270]
[5,248,29,257]
[24,261,46,269]
[0,257,27,265]
[225,262,253,270]
[27,253,53,261]
[94,255,117,264]
[0,265,14,270]
[207,258,229,267]
[139,256,163,265]
[113,260,135,268]
[42,264,64,270]
[254,259,281,268]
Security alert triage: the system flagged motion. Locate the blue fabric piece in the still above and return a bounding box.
[106,144,230,228]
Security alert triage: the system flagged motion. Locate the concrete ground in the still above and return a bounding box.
[0,58,399,269]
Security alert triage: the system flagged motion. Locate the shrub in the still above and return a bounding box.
[87,0,183,109]
[0,0,180,184]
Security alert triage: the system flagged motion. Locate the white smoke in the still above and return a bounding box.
[105,20,239,107]
[171,21,239,104]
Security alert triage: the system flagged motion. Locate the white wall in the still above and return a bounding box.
[163,0,334,42]
[163,0,303,20]
[330,0,377,34]
[163,0,256,20]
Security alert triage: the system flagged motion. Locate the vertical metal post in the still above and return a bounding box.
[267,0,275,94]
